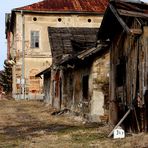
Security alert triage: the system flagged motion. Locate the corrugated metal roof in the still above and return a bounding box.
[14,0,108,13]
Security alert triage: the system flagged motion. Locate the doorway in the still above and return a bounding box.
[82,75,89,101]
[82,75,89,113]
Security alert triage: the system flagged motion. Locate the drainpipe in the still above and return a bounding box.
[21,10,25,100]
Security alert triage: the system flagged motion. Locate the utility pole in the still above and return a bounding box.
[21,10,25,100]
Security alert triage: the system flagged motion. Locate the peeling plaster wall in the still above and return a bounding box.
[11,12,103,99]
[90,52,110,122]
[60,52,109,121]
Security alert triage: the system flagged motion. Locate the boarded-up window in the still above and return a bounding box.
[31,31,39,48]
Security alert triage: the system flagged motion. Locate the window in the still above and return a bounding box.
[31,31,39,48]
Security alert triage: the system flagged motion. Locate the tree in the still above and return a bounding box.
[0,59,13,94]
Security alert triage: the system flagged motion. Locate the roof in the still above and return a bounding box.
[14,0,108,14]
[60,43,108,65]
[98,0,148,40]
[35,67,51,77]
[48,27,98,64]
[35,43,108,75]
[77,44,108,60]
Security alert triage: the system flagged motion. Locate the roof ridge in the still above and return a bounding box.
[13,0,108,13]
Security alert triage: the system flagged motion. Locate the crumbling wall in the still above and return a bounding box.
[90,52,110,122]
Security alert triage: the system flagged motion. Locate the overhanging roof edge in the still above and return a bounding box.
[35,67,51,77]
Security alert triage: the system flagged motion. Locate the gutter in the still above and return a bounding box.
[12,9,104,16]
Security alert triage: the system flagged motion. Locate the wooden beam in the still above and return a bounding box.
[130,29,143,35]
[117,9,148,19]
[108,109,131,137]
[109,4,131,35]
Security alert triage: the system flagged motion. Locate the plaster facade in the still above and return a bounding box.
[10,12,103,99]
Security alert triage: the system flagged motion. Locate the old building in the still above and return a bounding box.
[59,41,110,122]
[37,23,110,122]
[6,0,108,100]
[99,0,148,132]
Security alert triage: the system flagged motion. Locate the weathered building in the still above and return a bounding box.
[60,43,110,122]
[37,26,110,122]
[6,0,108,99]
[99,0,148,132]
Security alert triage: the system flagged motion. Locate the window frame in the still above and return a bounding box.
[30,31,40,48]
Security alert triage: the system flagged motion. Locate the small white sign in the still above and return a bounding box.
[113,127,125,139]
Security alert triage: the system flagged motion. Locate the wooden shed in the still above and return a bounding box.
[48,27,99,109]
[98,0,148,132]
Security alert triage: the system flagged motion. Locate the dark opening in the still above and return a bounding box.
[116,61,126,87]
[69,75,73,102]
[88,19,91,23]
[82,75,89,100]
[33,17,37,21]
[35,42,39,48]
[58,18,62,22]
[59,78,62,109]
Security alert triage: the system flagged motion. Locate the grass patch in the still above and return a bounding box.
[72,132,106,143]
[0,134,23,148]
[57,126,84,134]
[56,124,104,135]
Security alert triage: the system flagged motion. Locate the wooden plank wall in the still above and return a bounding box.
[109,18,148,132]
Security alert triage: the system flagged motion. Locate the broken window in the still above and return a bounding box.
[31,31,39,48]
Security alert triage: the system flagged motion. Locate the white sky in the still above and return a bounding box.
[138,0,148,1]
[0,0,148,70]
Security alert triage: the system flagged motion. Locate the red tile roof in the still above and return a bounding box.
[15,0,108,14]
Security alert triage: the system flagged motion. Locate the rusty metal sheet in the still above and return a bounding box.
[15,0,108,13]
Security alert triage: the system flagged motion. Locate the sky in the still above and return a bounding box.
[0,0,39,70]
[0,0,148,70]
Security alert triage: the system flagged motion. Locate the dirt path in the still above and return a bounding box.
[0,100,148,148]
